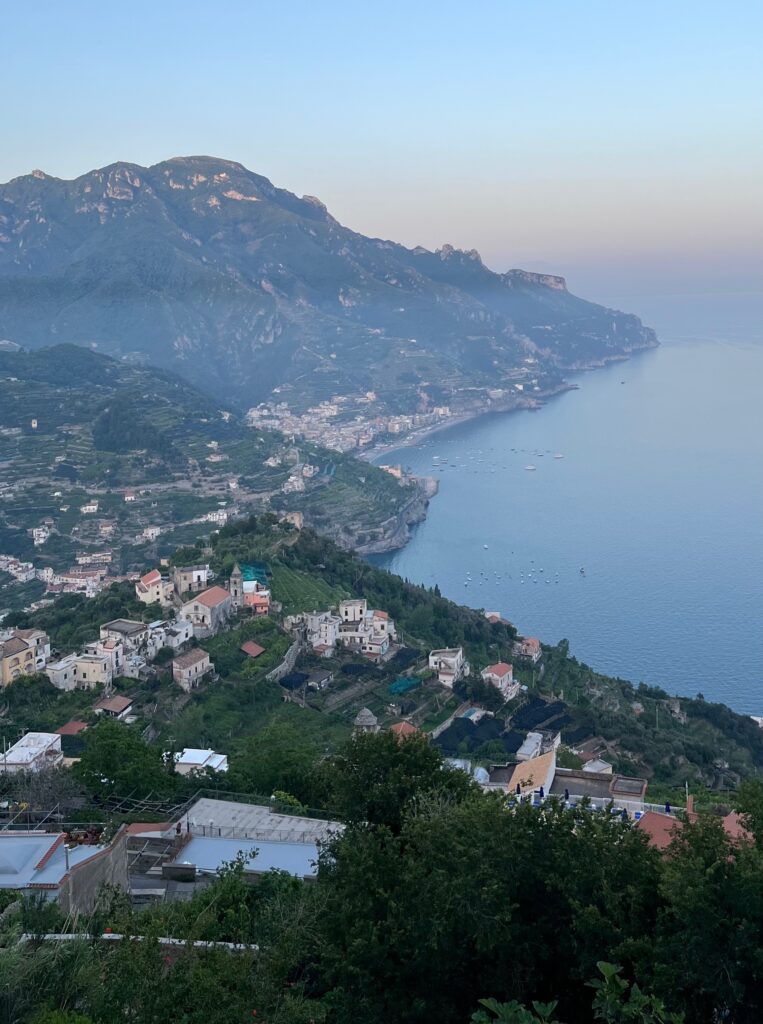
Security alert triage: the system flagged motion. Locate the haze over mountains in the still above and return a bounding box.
[0,157,656,410]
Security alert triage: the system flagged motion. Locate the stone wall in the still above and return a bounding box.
[58,827,129,916]
[265,640,302,683]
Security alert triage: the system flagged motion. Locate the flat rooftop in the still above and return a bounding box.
[171,835,319,879]
[182,797,342,844]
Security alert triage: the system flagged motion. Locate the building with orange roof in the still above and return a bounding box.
[481,662,518,700]
[508,750,557,797]
[182,586,233,636]
[513,637,542,664]
[389,721,419,740]
[637,796,751,851]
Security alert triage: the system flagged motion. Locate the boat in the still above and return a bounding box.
[483,544,489,549]
[580,567,585,575]
[554,453,564,459]
[524,465,537,471]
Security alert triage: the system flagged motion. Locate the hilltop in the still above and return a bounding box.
[0,345,430,587]
[0,157,657,411]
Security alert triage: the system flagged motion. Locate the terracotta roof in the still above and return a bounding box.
[1,636,29,657]
[173,648,210,670]
[193,586,231,608]
[372,609,389,619]
[56,720,89,736]
[14,628,46,641]
[637,809,751,851]
[140,569,161,587]
[124,821,171,836]
[508,750,556,793]
[94,695,133,714]
[389,721,418,738]
[483,662,513,678]
[240,640,265,658]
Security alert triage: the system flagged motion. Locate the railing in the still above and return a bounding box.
[186,823,338,844]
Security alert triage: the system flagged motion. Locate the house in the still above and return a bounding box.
[242,583,270,615]
[56,720,89,737]
[428,648,468,687]
[303,610,342,654]
[636,797,750,851]
[516,731,544,761]
[80,501,98,514]
[481,662,518,700]
[71,653,113,689]
[353,707,379,735]
[389,721,419,740]
[46,654,80,691]
[0,828,129,913]
[339,598,367,623]
[172,649,214,691]
[0,635,37,686]
[172,564,212,596]
[550,768,648,813]
[182,586,233,636]
[100,619,149,654]
[240,640,265,660]
[583,757,613,775]
[135,569,173,606]
[173,748,228,776]
[507,750,557,798]
[307,669,334,691]
[6,628,50,672]
[156,618,194,651]
[142,526,161,541]
[513,637,542,664]
[94,695,134,720]
[32,525,50,546]
[1,732,63,773]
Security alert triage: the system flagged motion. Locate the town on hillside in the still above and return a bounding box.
[0,531,705,916]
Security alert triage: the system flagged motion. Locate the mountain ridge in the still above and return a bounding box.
[0,156,657,410]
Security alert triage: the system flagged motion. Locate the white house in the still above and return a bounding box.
[100,619,150,654]
[1,732,63,773]
[516,731,544,761]
[339,598,367,623]
[46,654,79,691]
[173,748,228,776]
[480,662,518,700]
[428,648,468,687]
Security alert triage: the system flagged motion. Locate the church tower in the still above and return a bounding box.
[229,562,243,609]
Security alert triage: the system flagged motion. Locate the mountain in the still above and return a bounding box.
[0,157,657,410]
[0,345,430,576]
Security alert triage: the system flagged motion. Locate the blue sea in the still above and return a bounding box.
[372,338,763,713]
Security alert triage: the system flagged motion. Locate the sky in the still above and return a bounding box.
[3,1,762,338]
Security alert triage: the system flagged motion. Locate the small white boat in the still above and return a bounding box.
[524,465,537,471]
[554,453,564,459]
[483,544,489,549]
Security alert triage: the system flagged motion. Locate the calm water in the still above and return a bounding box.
[372,339,763,712]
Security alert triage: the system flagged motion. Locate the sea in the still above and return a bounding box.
[371,337,763,713]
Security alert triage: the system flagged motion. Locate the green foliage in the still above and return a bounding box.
[473,997,561,1023]
[590,962,684,1023]
[73,718,173,799]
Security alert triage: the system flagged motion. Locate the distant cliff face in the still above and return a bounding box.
[0,157,657,409]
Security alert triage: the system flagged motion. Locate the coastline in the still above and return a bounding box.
[359,383,576,465]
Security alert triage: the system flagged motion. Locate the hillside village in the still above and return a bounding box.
[0,538,685,916]
[0,507,757,937]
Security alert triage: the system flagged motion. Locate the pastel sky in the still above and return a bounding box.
[3,1,762,336]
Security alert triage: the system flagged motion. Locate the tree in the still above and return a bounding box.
[320,730,475,832]
[73,719,173,799]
